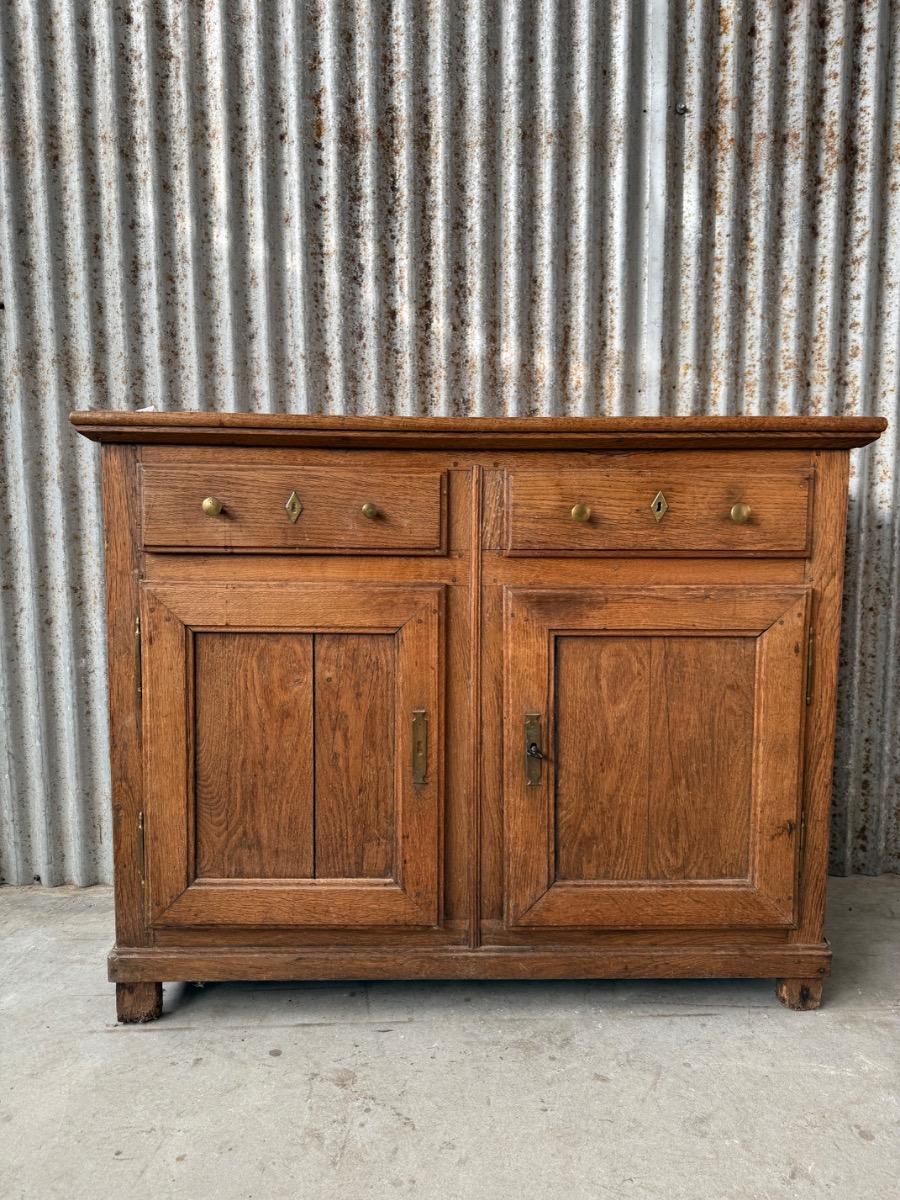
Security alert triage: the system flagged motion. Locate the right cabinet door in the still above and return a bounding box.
[504,586,810,930]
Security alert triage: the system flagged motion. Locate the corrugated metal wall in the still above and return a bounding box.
[0,1,897,885]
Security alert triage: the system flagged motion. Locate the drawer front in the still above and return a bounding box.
[507,460,812,555]
[142,464,446,553]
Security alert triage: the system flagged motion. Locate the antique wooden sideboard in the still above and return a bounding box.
[71,412,885,1021]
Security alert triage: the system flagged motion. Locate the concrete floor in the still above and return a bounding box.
[1,878,898,1200]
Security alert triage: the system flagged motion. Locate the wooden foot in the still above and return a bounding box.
[775,977,823,1011]
[116,981,163,1023]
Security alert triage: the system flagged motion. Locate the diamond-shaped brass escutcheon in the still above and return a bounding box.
[284,491,303,523]
[650,490,668,522]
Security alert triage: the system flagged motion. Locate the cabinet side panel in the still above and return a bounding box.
[796,451,851,942]
[195,633,315,878]
[314,633,395,879]
[101,445,147,946]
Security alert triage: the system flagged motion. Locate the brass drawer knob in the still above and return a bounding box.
[361,501,379,520]
[730,502,752,524]
[570,503,592,523]
[201,496,223,517]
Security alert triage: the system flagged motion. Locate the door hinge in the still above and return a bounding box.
[137,810,146,887]
[805,629,815,705]
[796,811,807,888]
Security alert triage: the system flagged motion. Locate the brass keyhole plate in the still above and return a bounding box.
[284,491,303,523]
[524,714,543,786]
[650,490,668,522]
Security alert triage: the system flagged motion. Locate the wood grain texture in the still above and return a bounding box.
[147,553,465,585]
[479,582,505,923]
[481,469,507,548]
[74,416,881,1014]
[750,592,811,923]
[314,634,395,879]
[142,587,192,925]
[108,942,831,983]
[143,581,439,631]
[143,582,443,929]
[154,922,468,947]
[467,468,483,947]
[484,557,808,587]
[511,883,795,930]
[100,445,147,947]
[555,637,651,880]
[71,410,886,451]
[440,582,473,930]
[795,452,851,943]
[115,981,163,1022]
[508,464,811,554]
[510,585,809,635]
[393,589,444,925]
[776,977,824,1010]
[555,635,753,884]
[447,468,473,554]
[479,921,791,947]
[157,880,434,928]
[142,464,446,553]
[195,632,314,879]
[504,586,809,929]
[647,637,754,880]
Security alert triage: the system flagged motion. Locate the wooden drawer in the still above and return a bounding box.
[142,463,446,553]
[507,457,813,555]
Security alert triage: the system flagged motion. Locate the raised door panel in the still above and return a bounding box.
[555,635,755,883]
[504,586,810,929]
[195,632,315,879]
[142,583,443,928]
[555,636,651,881]
[313,633,395,879]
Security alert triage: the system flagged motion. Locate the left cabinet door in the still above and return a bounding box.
[141,582,443,928]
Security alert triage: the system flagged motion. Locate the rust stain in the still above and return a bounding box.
[0,0,897,879]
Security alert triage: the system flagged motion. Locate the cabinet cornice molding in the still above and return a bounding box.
[71,411,886,452]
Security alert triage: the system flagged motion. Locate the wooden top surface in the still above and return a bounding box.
[70,411,886,451]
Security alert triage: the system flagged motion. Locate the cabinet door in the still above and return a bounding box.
[504,586,809,929]
[142,583,442,928]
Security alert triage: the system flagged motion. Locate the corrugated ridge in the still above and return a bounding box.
[0,0,897,883]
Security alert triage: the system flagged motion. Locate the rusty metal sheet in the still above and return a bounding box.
[0,0,896,883]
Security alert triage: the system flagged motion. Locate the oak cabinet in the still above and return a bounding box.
[71,412,885,1022]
